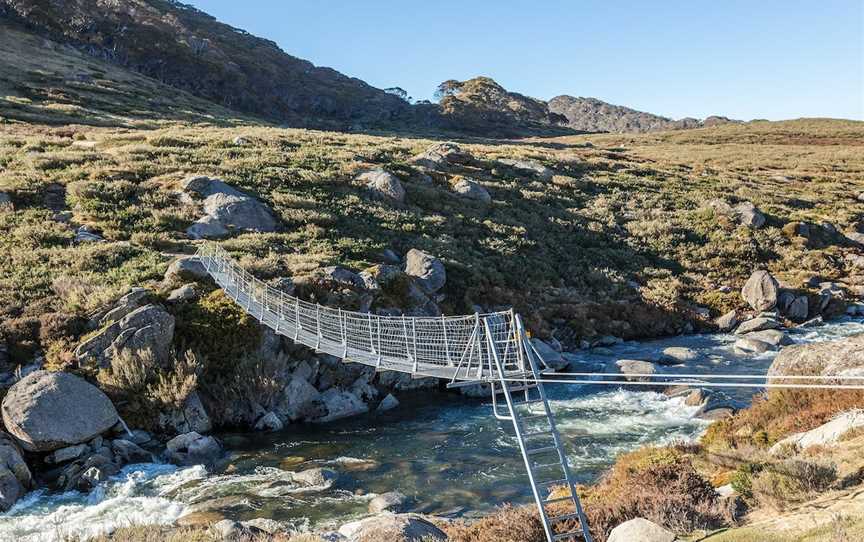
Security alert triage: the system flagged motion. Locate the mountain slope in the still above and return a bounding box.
[0,21,250,127]
[548,95,738,133]
[0,0,411,129]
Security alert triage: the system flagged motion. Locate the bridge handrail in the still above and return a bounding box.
[195,243,524,378]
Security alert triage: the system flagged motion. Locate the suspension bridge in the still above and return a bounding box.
[196,243,864,542]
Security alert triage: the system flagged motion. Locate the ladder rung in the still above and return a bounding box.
[527,446,559,456]
[507,385,538,393]
[544,496,574,505]
[552,532,585,541]
[523,430,554,438]
[550,512,583,523]
[521,413,550,421]
[532,461,562,469]
[537,478,568,487]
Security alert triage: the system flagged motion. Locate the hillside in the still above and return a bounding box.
[0,21,250,127]
[434,77,574,137]
[548,95,739,133]
[0,0,411,130]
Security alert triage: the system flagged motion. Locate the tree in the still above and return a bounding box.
[384,87,411,103]
[433,80,463,102]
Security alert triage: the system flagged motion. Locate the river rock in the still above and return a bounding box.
[770,410,864,454]
[111,439,152,464]
[164,256,209,284]
[615,359,656,381]
[158,391,212,434]
[451,177,491,203]
[734,337,776,354]
[46,443,89,464]
[358,169,406,203]
[369,491,409,513]
[254,412,283,432]
[339,513,447,542]
[741,270,779,311]
[318,389,368,422]
[275,376,326,422]
[658,347,698,364]
[377,394,399,413]
[531,339,567,370]
[716,310,739,332]
[292,467,339,489]
[784,295,809,322]
[745,329,792,347]
[2,370,119,452]
[165,432,222,466]
[404,249,446,294]
[74,226,104,244]
[75,304,175,367]
[182,176,277,239]
[734,317,781,335]
[768,333,864,382]
[0,433,31,511]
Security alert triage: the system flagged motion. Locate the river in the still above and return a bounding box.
[2,318,862,541]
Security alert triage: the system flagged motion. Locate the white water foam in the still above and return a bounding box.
[0,463,205,542]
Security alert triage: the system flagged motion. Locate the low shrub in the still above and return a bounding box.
[750,459,837,511]
[444,504,545,542]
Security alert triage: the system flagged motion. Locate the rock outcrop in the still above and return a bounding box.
[770,410,864,454]
[404,249,446,294]
[741,270,779,311]
[75,304,175,367]
[338,512,447,542]
[607,517,676,542]
[182,176,277,239]
[358,169,406,203]
[1,370,119,452]
[451,177,491,203]
[165,431,222,466]
[410,142,474,172]
[0,432,31,511]
[768,333,864,381]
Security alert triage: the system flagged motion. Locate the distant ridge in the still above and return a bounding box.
[548,95,740,133]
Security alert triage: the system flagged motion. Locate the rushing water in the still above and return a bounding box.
[3,318,863,541]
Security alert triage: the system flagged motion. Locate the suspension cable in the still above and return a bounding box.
[492,376,864,390]
[542,371,864,381]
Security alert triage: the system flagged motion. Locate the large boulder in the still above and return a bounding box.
[164,256,209,284]
[404,249,446,294]
[733,202,766,229]
[531,339,567,370]
[358,169,406,203]
[608,518,676,542]
[769,333,864,381]
[497,159,554,181]
[451,177,491,203]
[741,270,779,311]
[616,359,656,381]
[317,389,368,423]
[2,371,119,452]
[771,410,864,454]
[734,317,781,335]
[339,513,447,542]
[76,304,175,368]
[165,432,222,466]
[182,176,277,239]
[410,142,473,171]
[0,433,31,511]
[275,376,327,422]
[158,391,212,434]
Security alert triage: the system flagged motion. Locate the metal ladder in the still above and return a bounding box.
[484,321,593,542]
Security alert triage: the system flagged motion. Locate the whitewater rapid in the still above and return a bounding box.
[2,317,861,541]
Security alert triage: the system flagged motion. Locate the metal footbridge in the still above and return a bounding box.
[196,243,593,542]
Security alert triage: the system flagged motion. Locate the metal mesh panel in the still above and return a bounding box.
[196,243,526,380]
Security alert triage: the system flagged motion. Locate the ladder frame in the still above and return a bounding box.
[484,318,593,542]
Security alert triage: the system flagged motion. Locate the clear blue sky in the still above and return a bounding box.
[186,1,863,121]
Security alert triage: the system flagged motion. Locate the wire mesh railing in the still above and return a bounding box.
[195,243,527,380]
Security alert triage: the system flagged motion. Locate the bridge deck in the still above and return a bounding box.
[199,244,529,381]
